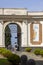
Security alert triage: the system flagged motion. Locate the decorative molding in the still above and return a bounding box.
[30,22,42,45]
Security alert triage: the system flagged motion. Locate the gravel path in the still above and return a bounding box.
[13,51,43,65]
[13,51,43,60]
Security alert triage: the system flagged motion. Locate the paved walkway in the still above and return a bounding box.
[13,51,43,65]
[13,51,43,60]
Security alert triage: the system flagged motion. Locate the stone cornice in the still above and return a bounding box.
[0,15,29,21]
[0,15,43,21]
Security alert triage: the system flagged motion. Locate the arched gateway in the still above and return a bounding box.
[0,8,43,49]
[5,23,21,50]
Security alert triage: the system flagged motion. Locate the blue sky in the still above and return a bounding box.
[0,0,43,11]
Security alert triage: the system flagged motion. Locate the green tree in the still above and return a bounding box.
[5,25,11,47]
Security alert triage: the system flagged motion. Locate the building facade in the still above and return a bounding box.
[0,8,43,48]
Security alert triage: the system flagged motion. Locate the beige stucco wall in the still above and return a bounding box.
[4,20,28,47]
[1,8,43,16]
[28,11,43,15]
[0,8,27,15]
[21,20,28,47]
[28,21,43,47]
[0,20,43,47]
[0,21,5,47]
[0,8,43,47]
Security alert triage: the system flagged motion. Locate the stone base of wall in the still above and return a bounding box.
[20,47,43,51]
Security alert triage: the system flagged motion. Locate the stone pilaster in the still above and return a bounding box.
[21,20,28,47]
[0,20,5,47]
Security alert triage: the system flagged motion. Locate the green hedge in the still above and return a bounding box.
[0,48,20,65]
[25,48,32,52]
[8,54,20,65]
[34,48,42,55]
[40,50,43,57]
[0,48,12,57]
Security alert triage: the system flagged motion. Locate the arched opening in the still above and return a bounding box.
[5,23,21,51]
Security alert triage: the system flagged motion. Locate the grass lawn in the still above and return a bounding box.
[0,58,12,65]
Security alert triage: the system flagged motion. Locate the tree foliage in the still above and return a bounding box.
[5,25,11,47]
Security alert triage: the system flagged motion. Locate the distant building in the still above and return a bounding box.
[0,8,43,49]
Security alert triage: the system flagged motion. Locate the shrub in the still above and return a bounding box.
[34,48,41,55]
[40,50,43,57]
[0,48,20,65]
[0,48,12,57]
[0,48,6,54]
[25,48,32,52]
[8,54,20,65]
[2,50,12,58]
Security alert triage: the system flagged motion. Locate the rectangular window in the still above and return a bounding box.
[30,23,42,45]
